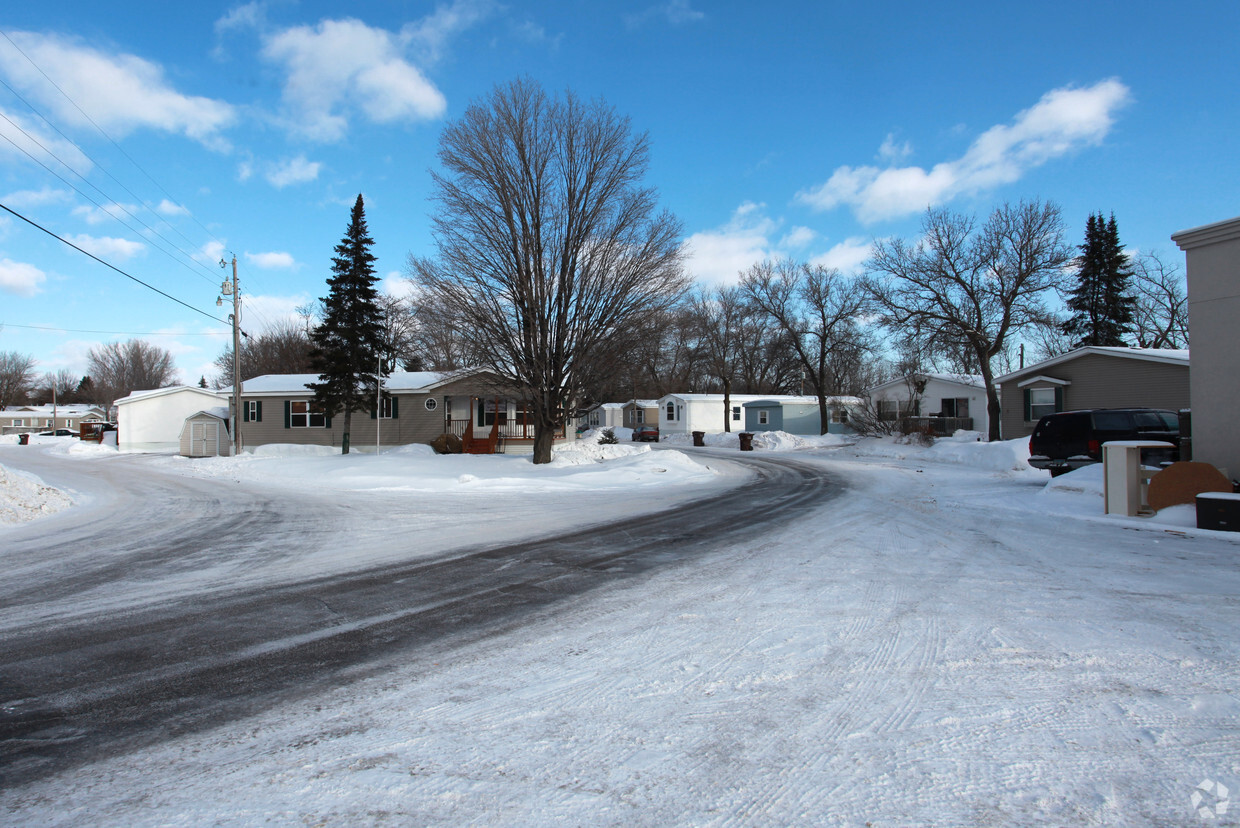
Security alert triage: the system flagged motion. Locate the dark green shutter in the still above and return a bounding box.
[324,414,332,428]
[284,400,291,428]
[255,401,262,423]
[391,397,398,419]
[1054,387,1063,413]
[370,405,377,419]
[243,401,249,422]
[1023,389,1031,421]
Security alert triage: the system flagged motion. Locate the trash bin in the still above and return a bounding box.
[738,432,754,451]
[692,431,705,447]
[18,433,29,445]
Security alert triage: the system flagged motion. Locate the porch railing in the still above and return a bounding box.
[446,419,566,440]
[897,416,974,436]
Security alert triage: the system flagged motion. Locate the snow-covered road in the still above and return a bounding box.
[2,435,1238,825]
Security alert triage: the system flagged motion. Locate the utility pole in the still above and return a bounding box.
[219,256,242,456]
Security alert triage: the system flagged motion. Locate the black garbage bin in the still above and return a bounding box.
[18,433,29,445]
[692,431,705,447]
[738,432,754,451]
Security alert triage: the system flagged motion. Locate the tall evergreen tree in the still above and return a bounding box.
[309,194,385,453]
[1061,212,1136,348]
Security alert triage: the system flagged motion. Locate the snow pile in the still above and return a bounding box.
[0,461,72,525]
[847,432,1034,472]
[158,438,720,494]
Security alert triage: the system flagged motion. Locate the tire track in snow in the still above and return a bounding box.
[0,451,841,788]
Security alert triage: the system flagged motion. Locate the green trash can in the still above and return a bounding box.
[18,433,29,445]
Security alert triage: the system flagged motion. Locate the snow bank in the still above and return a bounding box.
[0,461,72,525]
[846,431,1033,473]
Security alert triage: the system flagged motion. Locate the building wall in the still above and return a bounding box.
[1174,216,1240,478]
[180,416,229,457]
[234,376,555,451]
[117,389,223,451]
[999,354,1190,439]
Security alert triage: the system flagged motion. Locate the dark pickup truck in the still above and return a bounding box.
[1028,408,1180,476]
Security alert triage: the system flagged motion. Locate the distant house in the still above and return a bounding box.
[865,373,990,435]
[657,393,773,436]
[0,404,107,435]
[115,386,226,452]
[585,402,625,430]
[994,347,1190,439]
[743,396,862,435]
[622,399,660,430]
[223,368,577,455]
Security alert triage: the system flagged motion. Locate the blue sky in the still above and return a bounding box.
[1,1,1237,386]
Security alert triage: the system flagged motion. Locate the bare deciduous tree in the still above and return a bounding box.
[0,351,37,409]
[213,319,316,386]
[28,368,79,405]
[1130,251,1189,349]
[864,201,1072,441]
[410,78,688,463]
[740,259,873,434]
[87,339,179,404]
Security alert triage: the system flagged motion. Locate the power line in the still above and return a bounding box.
[0,201,230,326]
[1,322,227,336]
[0,28,229,258]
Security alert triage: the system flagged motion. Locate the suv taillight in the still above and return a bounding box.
[1088,438,1101,456]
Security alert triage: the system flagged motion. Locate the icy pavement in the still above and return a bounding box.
[2,431,1238,825]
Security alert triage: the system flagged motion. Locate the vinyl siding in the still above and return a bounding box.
[1000,353,1190,439]
[234,375,520,451]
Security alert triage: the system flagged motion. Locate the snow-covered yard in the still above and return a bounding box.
[2,431,1237,825]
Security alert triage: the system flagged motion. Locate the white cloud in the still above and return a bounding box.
[878,133,912,163]
[157,199,190,216]
[215,2,267,35]
[798,78,1132,223]
[0,106,92,174]
[240,293,314,332]
[780,226,816,248]
[0,257,46,296]
[199,240,227,267]
[627,0,706,28]
[245,251,296,269]
[72,202,139,225]
[402,0,498,65]
[682,202,778,286]
[381,272,416,300]
[810,237,872,275]
[0,31,236,150]
[262,19,447,142]
[65,233,146,260]
[0,186,73,208]
[237,160,254,182]
[265,155,321,188]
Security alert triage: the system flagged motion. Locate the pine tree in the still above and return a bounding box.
[309,194,386,453]
[1061,212,1137,348]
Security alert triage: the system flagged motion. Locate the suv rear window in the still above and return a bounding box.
[1091,411,1134,432]
[1034,412,1087,439]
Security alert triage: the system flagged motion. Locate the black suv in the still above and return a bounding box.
[1028,408,1180,476]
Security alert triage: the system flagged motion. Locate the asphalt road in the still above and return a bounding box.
[0,449,843,788]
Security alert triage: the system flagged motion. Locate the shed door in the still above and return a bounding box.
[191,421,218,456]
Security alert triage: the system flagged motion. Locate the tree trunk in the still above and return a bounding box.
[341,409,352,454]
[722,377,732,433]
[817,392,830,435]
[983,382,1001,442]
[532,420,556,464]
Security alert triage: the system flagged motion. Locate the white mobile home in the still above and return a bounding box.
[115,386,229,453]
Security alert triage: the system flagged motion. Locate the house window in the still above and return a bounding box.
[246,400,262,422]
[877,400,913,421]
[12,419,22,427]
[1028,388,1057,421]
[732,406,741,421]
[45,419,53,427]
[634,409,644,424]
[289,401,326,428]
[940,398,969,418]
[377,397,394,419]
[666,401,677,421]
[758,410,769,425]
[425,397,437,412]
[831,408,849,424]
[478,399,507,427]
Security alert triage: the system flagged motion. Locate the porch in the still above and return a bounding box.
[445,397,568,454]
